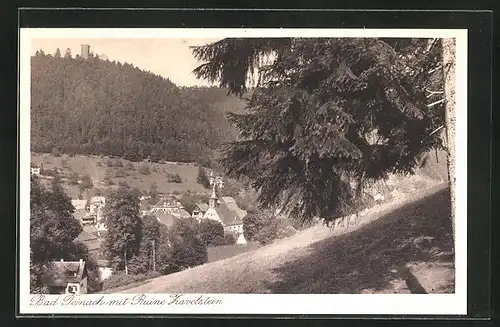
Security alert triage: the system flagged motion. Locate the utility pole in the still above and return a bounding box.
[124,247,128,275]
[152,240,156,272]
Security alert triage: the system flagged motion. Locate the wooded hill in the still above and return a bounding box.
[30,50,246,164]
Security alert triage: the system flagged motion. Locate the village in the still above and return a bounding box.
[30,162,250,295]
[27,36,457,298]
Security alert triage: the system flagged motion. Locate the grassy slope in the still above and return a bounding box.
[109,183,454,294]
[31,153,207,198]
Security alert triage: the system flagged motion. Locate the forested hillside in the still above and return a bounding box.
[30,50,245,163]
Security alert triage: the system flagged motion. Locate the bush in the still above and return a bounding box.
[139,165,151,175]
[199,219,225,246]
[196,166,211,189]
[69,173,79,185]
[222,233,236,245]
[169,219,207,272]
[243,212,278,245]
[51,147,61,157]
[102,271,161,291]
[113,168,128,178]
[167,173,182,183]
[61,158,70,168]
[80,174,93,190]
[104,176,115,185]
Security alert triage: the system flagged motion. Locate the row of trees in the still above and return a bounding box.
[102,185,236,278]
[30,50,239,163]
[30,174,239,293]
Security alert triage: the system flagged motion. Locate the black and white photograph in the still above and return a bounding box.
[18,28,468,315]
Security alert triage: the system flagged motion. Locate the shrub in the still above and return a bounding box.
[196,166,211,189]
[243,212,278,245]
[80,174,93,190]
[69,173,79,185]
[167,173,182,183]
[51,147,61,157]
[199,219,225,246]
[169,219,207,272]
[139,165,151,175]
[222,233,236,245]
[103,176,114,185]
[113,168,128,178]
[254,219,278,245]
[61,158,69,168]
[102,271,161,291]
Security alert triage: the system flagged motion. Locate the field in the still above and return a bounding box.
[31,152,207,198]
[107,183,454,294]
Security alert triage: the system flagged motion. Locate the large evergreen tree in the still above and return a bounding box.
[191,38,445,224]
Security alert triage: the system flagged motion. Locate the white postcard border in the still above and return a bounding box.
[19,28,468,315]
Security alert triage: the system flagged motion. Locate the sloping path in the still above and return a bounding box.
[107,182,454,294]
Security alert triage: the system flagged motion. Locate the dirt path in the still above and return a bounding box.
[108,183,454,294]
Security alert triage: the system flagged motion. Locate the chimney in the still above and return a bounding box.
[81,44,90,59]
[79,259,84,267]
[60,259,64,262]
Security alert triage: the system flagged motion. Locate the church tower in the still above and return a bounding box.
[209,183,217,208]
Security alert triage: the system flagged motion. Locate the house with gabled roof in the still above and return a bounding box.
[71,199,87,211]
[202,188,247,235]
[150,197,182,214]
[192,203,209,220]
[42,259,88,294]
[153,211,177,227]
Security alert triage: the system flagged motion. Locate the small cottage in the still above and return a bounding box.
[42,259,88,294]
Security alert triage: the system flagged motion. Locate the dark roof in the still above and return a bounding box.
[153,197,177,208]
[42,260,86,287]
[77,230,96,242]
[73,209,89,221]
[215,203,245,226]
[77,227,103,251]
[173,209,191,219]
[154,211,177,227]
[139,200,152,212]
[195,203,209,212]
[220,196,236,203]
[96,259,110,267]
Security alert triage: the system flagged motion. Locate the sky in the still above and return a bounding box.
[30,38,222,87]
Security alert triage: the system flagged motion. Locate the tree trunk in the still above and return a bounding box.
[124,248,128,275]
[152,240,156,272]
[443,38,456,244]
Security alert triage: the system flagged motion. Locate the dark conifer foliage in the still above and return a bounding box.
[30,51,238,163]
[192,38,445,224]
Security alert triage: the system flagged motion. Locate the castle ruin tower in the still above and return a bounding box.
[81,44,90,59]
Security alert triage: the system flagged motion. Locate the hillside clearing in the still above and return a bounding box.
[31,153,207,198]
[110,183,454,294]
